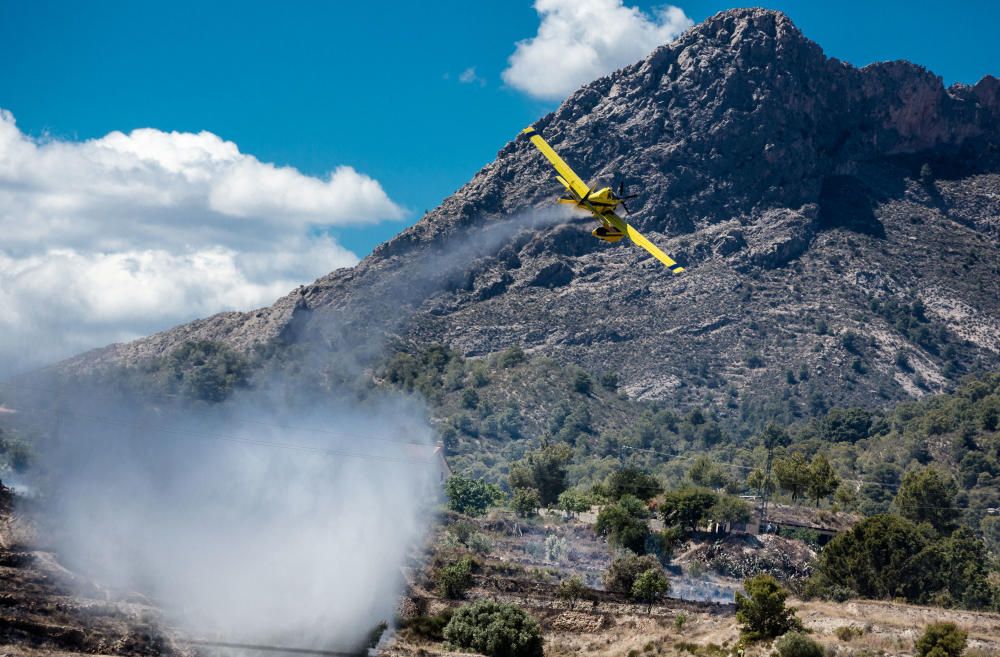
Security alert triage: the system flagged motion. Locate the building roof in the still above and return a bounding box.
[765,503,861,533]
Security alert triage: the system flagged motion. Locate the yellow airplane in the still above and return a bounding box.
[521,126,684,274]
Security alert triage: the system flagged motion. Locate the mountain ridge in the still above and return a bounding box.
[59,8,1000,420]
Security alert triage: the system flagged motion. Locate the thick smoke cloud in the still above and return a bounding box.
[29,384,436,651]
[0,109,405,376]
[503,0,692,100]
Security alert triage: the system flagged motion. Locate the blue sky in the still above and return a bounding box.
[3,0,998,254]
[0,0,998,372]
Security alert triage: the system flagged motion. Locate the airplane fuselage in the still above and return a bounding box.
[557,187,625,241]
[584,187,618,208]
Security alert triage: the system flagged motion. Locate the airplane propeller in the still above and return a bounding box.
[612,180,639,214]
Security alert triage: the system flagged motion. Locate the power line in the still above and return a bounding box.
[0,388,438,468]
[51,409,437,466]
[621,444,756,471]
[618,445,993,511]
[621,443,905,490]
[0,379,432,450]
[623,444,889,487]
[0,379,439,466]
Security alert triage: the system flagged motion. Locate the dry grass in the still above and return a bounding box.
[797,598,1000,656]
[385,594,1000,657]
[540,606,739,657]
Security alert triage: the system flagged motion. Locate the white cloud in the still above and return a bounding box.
[458,67,485,86]
[502,0,692,100]
[0,109,405,375]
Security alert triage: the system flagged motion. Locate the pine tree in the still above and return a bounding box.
[807,454,840,506]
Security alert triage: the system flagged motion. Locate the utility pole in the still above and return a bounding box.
[758,441,774,531]
[755,423,788,533]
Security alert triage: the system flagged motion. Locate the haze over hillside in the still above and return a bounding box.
[60,8,1000,423]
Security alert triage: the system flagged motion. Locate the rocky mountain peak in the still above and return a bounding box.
[61,9,1000,421]
[375,7,997,263]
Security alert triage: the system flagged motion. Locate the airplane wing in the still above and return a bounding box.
[605,212,685,274]
[521,127,592,200]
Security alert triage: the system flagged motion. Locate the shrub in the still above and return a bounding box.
[512,487,541,517]
[470,362,490,386]
[647,525,684,563]
[446,522,491,554]
[401,610,453,641]
[162,340,251,402]
[660,487,717,532]
[435,557,475,599]
[544,534,567,562]
[449,521,476,545]
[709,494,752,526]
[557,488,592,516]
[840,331,861,354]
[892,467,960,535]
[595,495,650,552]
[817,407,873,443]
[834,625,864,642]
[466,532,493,555]
[508,443,573,506]
[599,372,619,391]
[817,514,991,607]
[781,527,822,549]
[606,467,664,501]
[524,540,544,561]
[775,632,823,657]
[498,345,526,368]
[604,553,663,595]
[443,600,544,657]
[735,574,801,641]
[803,576,854,602]
[557,575,588,609]
[915,622,967,657]
[631,568,670,611]
[445,475,502,516]
[461,388,480,409]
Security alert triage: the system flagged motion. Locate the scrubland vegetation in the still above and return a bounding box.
[5,337,1000,657]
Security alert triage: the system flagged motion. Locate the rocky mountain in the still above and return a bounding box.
[63,8,1000,423]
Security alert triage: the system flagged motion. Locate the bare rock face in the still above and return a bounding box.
[63,8,1000,418]
[737,206,818,271]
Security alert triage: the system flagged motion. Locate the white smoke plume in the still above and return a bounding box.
[23,381,437,653]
